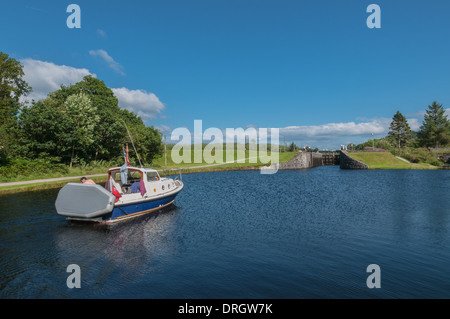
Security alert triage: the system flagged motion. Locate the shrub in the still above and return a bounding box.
[0,157,69,180]
[397,148,439,165]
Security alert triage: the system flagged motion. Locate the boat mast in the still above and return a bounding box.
[122,120,143,168]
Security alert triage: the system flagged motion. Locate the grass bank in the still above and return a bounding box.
[0,151,297,194]
[348,152,438,169]
[0,175,109,194]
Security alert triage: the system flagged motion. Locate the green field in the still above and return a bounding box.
[348,152,438,169]
[151,149,296,170]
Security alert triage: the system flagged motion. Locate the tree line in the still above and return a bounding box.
[0,52,162,170]
[354,102,450,166]
[384,101,450,149]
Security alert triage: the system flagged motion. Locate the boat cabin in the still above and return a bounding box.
[106,166,160,195]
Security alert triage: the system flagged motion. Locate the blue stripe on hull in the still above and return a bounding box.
[109,195,176,221]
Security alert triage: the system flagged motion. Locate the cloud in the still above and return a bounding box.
[96,29,107,38]
[21,58,94,102]
[155,124,172,134]
[278,120,390,149]
[405,108,450,131]
[112,87,165,120]
[89,49,124,75]
[21,58,165,120]
[281,121,386,137]
[407,118,421,131]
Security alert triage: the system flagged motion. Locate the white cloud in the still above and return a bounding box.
[278,120,390,149]
[407,118,421,131]
[89,49,124,75]
[112,87,165,120]
[21,58,165,120]
[405,108,450,131]
[21,58,94,102]
[281,121,386,137]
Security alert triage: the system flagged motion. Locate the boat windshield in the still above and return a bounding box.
[147,171,159,182]
[124,171,140,184]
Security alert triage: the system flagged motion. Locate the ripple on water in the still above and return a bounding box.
[1,168,450,298]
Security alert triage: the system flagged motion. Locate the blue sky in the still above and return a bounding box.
[2,0,450,149]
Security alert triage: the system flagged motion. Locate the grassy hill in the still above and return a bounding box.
[348,152,438,169]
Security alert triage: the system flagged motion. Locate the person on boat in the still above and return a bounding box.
[80,177,96,184]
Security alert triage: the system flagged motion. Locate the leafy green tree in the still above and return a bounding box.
[50,75,126,161]
[418,101,450,148]
[0,52,31,163]
[388,111,412,148]
[118,109,162,165]
[63,93,100,168]
[18,97,70,159]
[0,52,31,125]
[0,125,9,164]
[18,74,162,167]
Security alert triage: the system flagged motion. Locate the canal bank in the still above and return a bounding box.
[0,165,261,194]
[0,150,441,195]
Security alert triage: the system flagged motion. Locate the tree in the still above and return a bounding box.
[418,101,450,148]
[0,52,31,163]
[388,111,412,148]
[17,74,162,166]
[288,142,297,152]
[63,93,99,167]
[18,97,70,159]
[118,109,162,165]
[50,75,126,161]
[0,52,31,125]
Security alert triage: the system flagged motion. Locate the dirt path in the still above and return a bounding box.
[394,156,412,163]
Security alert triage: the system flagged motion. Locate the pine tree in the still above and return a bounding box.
[388,111,411,148]
[418,101,450,148]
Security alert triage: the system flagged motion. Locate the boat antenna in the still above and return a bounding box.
[122,120,143,168]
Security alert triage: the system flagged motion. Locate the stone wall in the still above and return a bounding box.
[279,152,323,169]
[339,151,369,169]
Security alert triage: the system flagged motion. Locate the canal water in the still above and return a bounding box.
[1,166,449,299]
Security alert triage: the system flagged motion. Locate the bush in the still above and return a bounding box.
[0,157,69,180]
[396,148,440,165]
[356,138,395,151]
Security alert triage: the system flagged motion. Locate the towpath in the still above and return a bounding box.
[0,156,261,187]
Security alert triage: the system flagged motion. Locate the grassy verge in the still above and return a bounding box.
[348,152,438,169]
[0,165,109,184]
[0,175,108,195]
[0,151,297,194]
[150,150,296,170]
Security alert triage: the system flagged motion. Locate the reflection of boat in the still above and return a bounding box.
[55,166,183,224]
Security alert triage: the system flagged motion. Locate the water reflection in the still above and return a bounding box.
[2,168,450,298]
[53,205,180,297]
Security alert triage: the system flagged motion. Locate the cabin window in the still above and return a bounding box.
[127,171,141,183]
[113,172,121,182]
[147,171,159,182]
